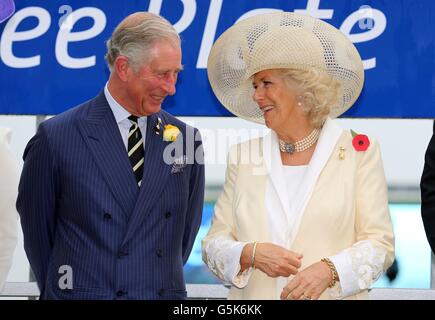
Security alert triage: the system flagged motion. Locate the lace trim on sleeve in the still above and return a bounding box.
[329,240,387,299]
[204,236,253,288]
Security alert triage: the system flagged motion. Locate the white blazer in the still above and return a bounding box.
[0,127,19,289]
[202,119,394,299]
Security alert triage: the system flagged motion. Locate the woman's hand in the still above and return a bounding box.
[240,243,302,277]
[280,261,333,300]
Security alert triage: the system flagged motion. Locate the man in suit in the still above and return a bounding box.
[421,120,435,254]
[16,12,205,300]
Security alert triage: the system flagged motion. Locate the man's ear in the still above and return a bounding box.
[114,56,130,82]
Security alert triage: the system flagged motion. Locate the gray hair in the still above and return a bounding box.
[105,12,180,72]
[278,68,342,128]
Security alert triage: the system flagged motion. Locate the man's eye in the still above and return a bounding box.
[263,81,272,86]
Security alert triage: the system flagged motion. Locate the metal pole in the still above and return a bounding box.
[432,253,435,289]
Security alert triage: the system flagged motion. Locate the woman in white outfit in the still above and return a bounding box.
[0,127,19,289]
[202,12,394,300]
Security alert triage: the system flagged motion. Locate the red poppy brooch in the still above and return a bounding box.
[351,130,370,152]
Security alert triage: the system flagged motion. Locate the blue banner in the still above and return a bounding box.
[0,0,434,117]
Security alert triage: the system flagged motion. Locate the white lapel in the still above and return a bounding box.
[263,119,343,247]
[286,118,343,246]
[263,118,343,298]
[263,131,291,248]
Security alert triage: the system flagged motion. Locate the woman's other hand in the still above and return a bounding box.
[280,261,333,300]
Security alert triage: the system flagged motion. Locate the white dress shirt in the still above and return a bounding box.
[104,83,147,151]
[283,165,308,214]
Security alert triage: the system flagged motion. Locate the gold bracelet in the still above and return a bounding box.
[321,257,339,288]
[251,242,258,269]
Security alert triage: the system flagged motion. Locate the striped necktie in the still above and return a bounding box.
[128,115,144,186]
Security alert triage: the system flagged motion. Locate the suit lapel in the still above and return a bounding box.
[287,118,343,245]
[263,119,343,298]
[121,113,172,245]
[263,131,291,246]
[77,92,139,217]
[263,119,344,248]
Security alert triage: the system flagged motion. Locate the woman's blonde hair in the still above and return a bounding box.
[279,68,342,128]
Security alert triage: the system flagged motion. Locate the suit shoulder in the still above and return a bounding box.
[158,110,198,132]
[41,96,97,131]
[339,130,380,150]
[236,136,262,150]
[337,130,382,169]
[228,137,263,159]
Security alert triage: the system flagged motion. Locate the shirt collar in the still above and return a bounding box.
[104,82,147,126]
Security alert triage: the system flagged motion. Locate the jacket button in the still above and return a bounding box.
[156,249,163,257]
[158,288,165,296]
[116,290,126,297]
[165,212,171,219]
[104,213,112,220]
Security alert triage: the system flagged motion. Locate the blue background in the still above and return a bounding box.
[0,0,434,117]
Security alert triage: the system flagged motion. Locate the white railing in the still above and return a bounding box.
[2,283,435,300]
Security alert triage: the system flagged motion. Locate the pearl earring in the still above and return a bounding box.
[297,95,303,107]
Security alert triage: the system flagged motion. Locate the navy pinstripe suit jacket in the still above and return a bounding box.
[16,92,205,299]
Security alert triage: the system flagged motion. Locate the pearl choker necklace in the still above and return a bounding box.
[279,128,320,154]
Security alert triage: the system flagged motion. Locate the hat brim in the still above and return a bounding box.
[207,12,364,123]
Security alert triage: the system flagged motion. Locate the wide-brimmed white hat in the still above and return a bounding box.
[207,12,364,124]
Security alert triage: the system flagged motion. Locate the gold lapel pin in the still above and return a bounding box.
[339,146,345,160]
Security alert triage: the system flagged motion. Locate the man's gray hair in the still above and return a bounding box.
[105,12,180,72]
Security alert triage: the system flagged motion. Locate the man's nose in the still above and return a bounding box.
[162,74,177,96]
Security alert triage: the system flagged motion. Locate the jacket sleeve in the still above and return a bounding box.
[329,138,395,298]
[421,131,435,254]
[16,123,59,293]
[181,128,205,264]
[0,129,19,289]
[201,145,255,287]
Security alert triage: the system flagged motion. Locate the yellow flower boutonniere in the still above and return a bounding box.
[163,124,180,142]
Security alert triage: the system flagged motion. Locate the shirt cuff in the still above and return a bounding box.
[329,252,360,298]
[227,242,254,288]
